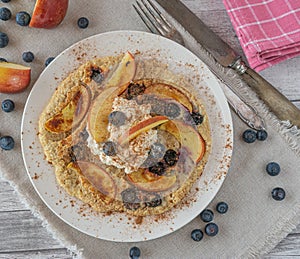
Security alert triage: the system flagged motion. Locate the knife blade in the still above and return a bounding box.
[156,0,300,128]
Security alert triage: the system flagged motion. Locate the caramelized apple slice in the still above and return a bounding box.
[29,0,69,29]
[119,116,169,145]
[127,170,176,192]
[45,83,91,133]
[68,161,116,204]
[160,120,206,163]
[0,62,31,93]
[144,83,193,112]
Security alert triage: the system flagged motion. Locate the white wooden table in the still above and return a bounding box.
[1,1,300,257]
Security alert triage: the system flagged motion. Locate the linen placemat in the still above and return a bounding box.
[223,0,300,71]
[1,1,300,258]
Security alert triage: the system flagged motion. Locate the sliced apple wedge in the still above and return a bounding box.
[127,169,176,192]
[45,83,91,133]
[29,0,69,29]
[160,120,205,163]
[119,116,169,145]
[68,161,116,204]
[0,62,31,93]
[106,51,136,88]
[144,83,193,112]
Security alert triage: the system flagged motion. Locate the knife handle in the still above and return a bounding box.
[231,59,300,128]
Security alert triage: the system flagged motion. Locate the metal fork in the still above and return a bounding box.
[133,0,266,130]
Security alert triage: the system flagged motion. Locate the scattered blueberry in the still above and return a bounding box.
[0,7,12,21]
[271,187,285,201]
[256,129,268,141]
[77,17,89,29]
[191,229,204,242]
[45,57,55,66]
[200,209,214,222]
[205,222,219,237]
[1,99,15,112]
[242,129,256,143]
[16,11,31,26]
[108,111,127,127]
[216,201,229,214]
[0,136,15,150]
[0,57,7,62]
[266,162,281,176]
[163,149,179,166]
[191,111,204,125]
[1,0,11,2]
[129,246,141,259]
[102,141,117,156]
[22,51,35,63]
[0,32,9,48]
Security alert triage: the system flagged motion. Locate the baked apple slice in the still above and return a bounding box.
[127,169,176,192]
[29,0,69,29]
[0,62,31,93]
[45,83,91,133]
[144,83,193,112]
[68,161,116,204]
[160,120,206,163]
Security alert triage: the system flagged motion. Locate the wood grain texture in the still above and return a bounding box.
[1,0,300,258]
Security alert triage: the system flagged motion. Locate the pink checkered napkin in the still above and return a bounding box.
[223,0,300,71]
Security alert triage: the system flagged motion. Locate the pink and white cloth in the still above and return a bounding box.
[223,0,300,71]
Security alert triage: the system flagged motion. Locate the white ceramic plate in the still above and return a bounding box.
[21,30,233,242]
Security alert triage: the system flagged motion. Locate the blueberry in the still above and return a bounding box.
[16,11,31,26]
[1,99,15,112]
[149,142,166,159]
[1,0,11,2]
[191,229,204,242]
[22,51,34,63]
[91,68,104,83]
[129,246,141,259]
[256,129,268,141]
[191,111,204,125]
[0,7,12,21]
[149,162,165,176]
[0,32,9,48]
[163,149,179,166]
[102,141,117,156]
[0,57,7,62]
[205,222,219,236]
[121,187,141,211]
[77,17,89,29]
[164,102,181,119]
[125,83,146,100]
[216,201,228,214]
[200,209,214,222]
[108,111,127,127]
[45,57,55,66]
[266,162,281,176]
[271,187,285,201]
[0,136,15,150]
[144,193,162,207]
[242,129,256,143]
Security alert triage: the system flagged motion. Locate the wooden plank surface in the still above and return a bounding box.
[1,0,300,258]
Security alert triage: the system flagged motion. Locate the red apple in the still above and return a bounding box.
[0,62,31,93]
[29,0,69,29]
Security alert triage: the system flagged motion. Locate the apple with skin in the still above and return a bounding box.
[45,83,91,133]
[29,0,69,29]
[119,115,169,145]
[160,120,205,163]
[144,83,193,112]
[0,62,31,93]
[68,161,116,204]
[127,169,177,192]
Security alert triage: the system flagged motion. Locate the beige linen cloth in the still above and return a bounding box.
[1,1,300,258]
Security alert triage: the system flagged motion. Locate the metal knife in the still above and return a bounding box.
[156,0,300,128]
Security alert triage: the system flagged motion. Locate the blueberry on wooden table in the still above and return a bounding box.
[129,246,141,259]
[271,187,285,201]
[22,51,35,63]
[1,99,15,112]
[200,209,214,222]
[191,229,204,242]
[0,136,15,150]
[16,11,31,26]
[216,201,229,214]
[0,7,12,21]
[77,17,89,29]
[242,129,257,143]
[0,32,9,48]
[266,162,281,176]
[45,57,55,67]
[256,129,268,141]
[205,222,219,237]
